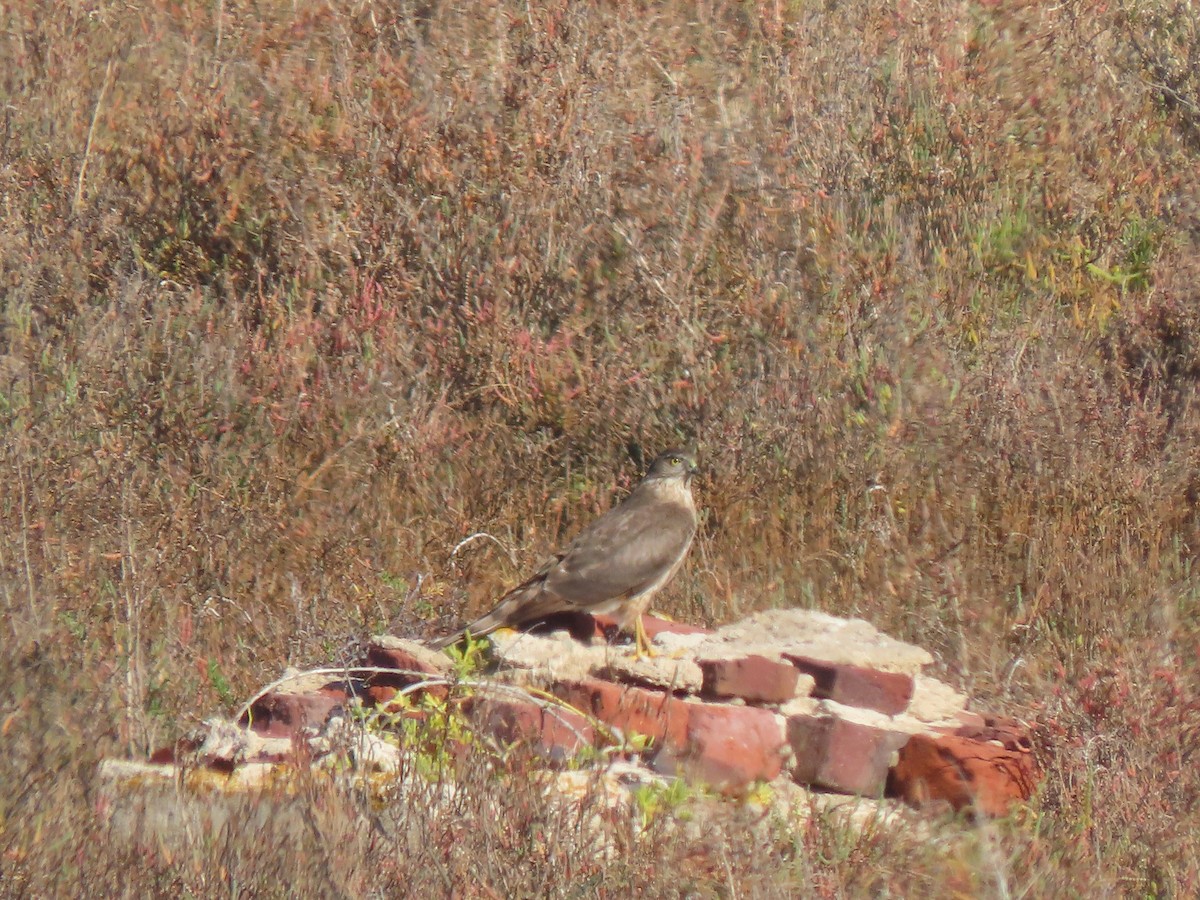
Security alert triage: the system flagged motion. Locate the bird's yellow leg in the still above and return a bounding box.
[634,615,656,660]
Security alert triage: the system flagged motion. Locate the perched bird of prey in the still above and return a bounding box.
[434,448,700,658]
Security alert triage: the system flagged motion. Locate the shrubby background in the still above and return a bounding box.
[2,0,1199,894]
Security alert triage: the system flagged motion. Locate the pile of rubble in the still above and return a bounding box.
[98,608,1040,846]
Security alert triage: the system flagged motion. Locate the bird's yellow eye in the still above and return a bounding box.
[670,456,681,465]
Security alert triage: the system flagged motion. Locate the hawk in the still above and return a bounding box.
[434,448,700,658]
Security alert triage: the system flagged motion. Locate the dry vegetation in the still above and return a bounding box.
[3,0,1200,895]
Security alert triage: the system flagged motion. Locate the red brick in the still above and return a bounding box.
[522,611,606,641]
[151,735,212,765]
[947,719,1034,752]
[639,614,711,639]
[366,684,400,708]
[367,641,453,706]
[698,655,800,705]
[367,642,449,683]
[783,655,914,715]
[887,731,1040,817]
[591,613,712,641]
[511,612,712,643]
[551,678,690,748]
[787,713,909,795]
[953,709,987,729]
[466,696,595,762]
[243,686,348,738]
[657,704,786,792]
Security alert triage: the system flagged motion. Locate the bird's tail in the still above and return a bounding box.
[431,580,560,650]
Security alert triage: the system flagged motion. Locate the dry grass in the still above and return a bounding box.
[3,0,1200,894]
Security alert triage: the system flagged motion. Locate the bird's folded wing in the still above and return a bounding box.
[544,500,696,606]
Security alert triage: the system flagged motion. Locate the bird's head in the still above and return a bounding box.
[645,448,699,484]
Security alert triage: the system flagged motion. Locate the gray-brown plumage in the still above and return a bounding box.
[434,448,699,657]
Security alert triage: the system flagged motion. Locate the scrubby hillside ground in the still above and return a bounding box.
[3,0,1199,895]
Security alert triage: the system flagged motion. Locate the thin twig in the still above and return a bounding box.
[74,60,115,215]
[450,531,518,570]
[16,459,37,625]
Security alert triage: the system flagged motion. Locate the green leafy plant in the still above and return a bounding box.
[444,632,493,679]
[631,778,697,829]
[206,658,235,707]
[354,688,476,781]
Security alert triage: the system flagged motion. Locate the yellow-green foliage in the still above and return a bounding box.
[356,690,475,782]
[631,778,697,830]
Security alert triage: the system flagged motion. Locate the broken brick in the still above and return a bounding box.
[466,696,595,762]
[367,638,453,686]
[698,655,801,704]
[504,611,712,644]
[551,678,691,748]
[659,703,787,792]
[787,713,909,796]
[887,730,1040,816]
[243,686,348,738]
[947,718,1035,752]
[784,655,914,715]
